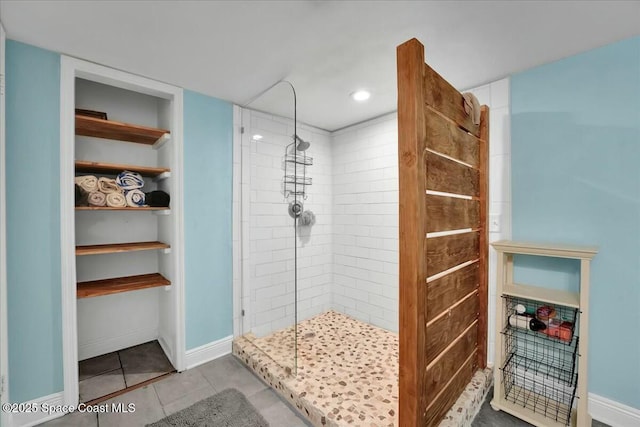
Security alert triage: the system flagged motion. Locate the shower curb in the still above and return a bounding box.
[233,333,492,427]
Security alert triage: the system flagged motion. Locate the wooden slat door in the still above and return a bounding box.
[397,38,489,427]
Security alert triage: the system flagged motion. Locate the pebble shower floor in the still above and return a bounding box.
[233,311,493,426]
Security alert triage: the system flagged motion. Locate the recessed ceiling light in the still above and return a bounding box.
[351,90,371,102]
[252,134,263,140]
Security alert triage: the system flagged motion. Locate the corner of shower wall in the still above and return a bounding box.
[329,112,401,333]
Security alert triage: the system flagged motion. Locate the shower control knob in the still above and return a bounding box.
[288,201,303,219]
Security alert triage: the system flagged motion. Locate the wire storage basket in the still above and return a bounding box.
[500,295,579,426]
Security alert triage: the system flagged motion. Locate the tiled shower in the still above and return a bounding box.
[232,78,511,425]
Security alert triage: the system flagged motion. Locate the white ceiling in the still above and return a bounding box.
[1,1,638,131]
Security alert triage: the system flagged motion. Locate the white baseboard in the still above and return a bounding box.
[78,327,158,361]
[590,393,640,427]
[9,391,65,427]
[185,335,233,369]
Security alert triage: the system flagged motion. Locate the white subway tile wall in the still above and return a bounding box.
[233,78,511,365]
[241,110,333,337]
[331,114,400,332]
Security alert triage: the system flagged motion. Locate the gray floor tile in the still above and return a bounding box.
[119,341,174,387]
[260,400,311,427]
[79,368,126,403]
[472,388,612,427]
[40,410,97,427]
[160,383,217,416]
[152,368,211,406]
[79,352,120,381]
[197,354,267,397]
[248,388,314,426]
[98,385,164,427]
[247,388,283,411]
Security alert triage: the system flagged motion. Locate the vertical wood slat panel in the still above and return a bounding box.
[426,231,479,277]
[397,37,428,427]
[426,195,480,233]
[424,352,479,427]
[426,262,479,322]
[423,64,480,137]
[426,151,479,197]
[425,324,478,403]
[477,106,490,369]
[425,291,479,365]
[425,107,480,167]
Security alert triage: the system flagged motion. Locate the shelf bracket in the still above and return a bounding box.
[162,248,172,255]
[153,171,172,182]
[153,133,171,150]
[152,210,171,216]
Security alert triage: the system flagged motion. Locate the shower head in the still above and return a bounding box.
[294,135,311,151]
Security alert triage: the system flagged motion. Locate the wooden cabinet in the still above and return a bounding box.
[490,240,597,427]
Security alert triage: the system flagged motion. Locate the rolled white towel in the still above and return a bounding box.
[116,171,145,191]
[98,177,123,194]
[75,175,98,193]
[125,189,146,207]
[106,192,126,208]
[87,191,107,207]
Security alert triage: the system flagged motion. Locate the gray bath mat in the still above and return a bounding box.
[147,388,269,427]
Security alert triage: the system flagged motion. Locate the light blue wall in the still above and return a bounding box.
[6,40,62,403]
[183,90,233,349]
[5,41,234,402]
[511,36,640,408]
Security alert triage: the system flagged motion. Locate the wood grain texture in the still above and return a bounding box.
[77,273,170,298]
[397,37,428,427]
[425,107,480,167]
[75,160,170,177]
[426,151,479,197]
[426,195,480,233]
[477,106,490,369]
[423,64,480,137]
[426,231,479,277]
[426,262,479,323]
[76,115,169,145]
[425,291,479,365]
[76,241,170,256]
[424,351,478,427]
[425,325,478,403]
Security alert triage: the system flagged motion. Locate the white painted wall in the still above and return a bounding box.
[74,79,169,360]
[240,109,333,337]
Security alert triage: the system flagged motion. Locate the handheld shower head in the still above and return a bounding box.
[294,135,311,151]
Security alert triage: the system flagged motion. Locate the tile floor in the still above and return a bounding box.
[79,340,174,403]
[471,387,611,427]
[42,354,612,427]
[233,311,493,427]
[42,354,312,427]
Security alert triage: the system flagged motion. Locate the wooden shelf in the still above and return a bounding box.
[77,273,170,298]
[75,206,169,211]
[76,115,170,145]
[75,160,170,178]
[503,282,580,308]
[491,240,598,260]
[76,241,170,256]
